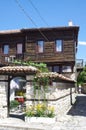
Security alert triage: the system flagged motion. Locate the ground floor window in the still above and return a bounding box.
[53,66,59,72]
[47,65,72,73]
[47,65,60,73]
[62,66,72,72]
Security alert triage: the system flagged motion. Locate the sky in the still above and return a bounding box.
[0,0,86,62]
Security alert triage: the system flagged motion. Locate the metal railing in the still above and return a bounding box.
[76,59,84,68]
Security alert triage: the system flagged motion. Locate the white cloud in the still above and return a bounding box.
[78,41,86,45]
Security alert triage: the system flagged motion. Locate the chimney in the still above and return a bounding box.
[68,20,73,26]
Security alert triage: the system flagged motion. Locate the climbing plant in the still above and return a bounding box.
[14,60,52,113]
[14,60,49,72]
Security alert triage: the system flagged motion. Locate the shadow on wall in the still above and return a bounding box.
[67,95,86,117]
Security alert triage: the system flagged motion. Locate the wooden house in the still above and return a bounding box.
[0,26,79,78]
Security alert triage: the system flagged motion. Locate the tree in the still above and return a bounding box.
[77,67,86,85]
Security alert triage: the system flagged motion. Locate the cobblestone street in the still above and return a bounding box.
[0,94,86,130]
[53,94,86,130]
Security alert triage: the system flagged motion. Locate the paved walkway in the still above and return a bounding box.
[0,94,86,130]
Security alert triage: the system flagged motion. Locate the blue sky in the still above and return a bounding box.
[0,0,86,61]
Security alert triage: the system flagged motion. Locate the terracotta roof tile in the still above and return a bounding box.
[0,66,39,74]
[36,72,75,82]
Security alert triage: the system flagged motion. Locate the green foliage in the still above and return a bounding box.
[77,67,86,85]
[14,60,48,72]
[34,76,49,87]
[10,100,19,109]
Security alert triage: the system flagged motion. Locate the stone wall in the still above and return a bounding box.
[48,92,76,117]
[26,80,76,117]
[0,75,8,118]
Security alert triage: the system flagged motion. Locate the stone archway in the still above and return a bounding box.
[0,66,39,119]
[10,76,26,101]
[9,76,26,117]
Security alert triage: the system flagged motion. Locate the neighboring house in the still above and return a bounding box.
[0,25,79,78]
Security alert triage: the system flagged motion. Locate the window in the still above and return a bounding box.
[53,66,59,72]
[3,45,9,54]
[37,41,44,53]
[62,66,72,72]
[55,40,62,52]
[48,66,52,72]
[17,43,23,54]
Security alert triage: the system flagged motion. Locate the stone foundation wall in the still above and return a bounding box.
[48,92,76,117]
[26,80,76,117]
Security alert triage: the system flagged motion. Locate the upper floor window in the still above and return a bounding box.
[37,40,44,53]
[3,45,9,54]
[62,66,72,72]
[17,43,23,54]
[55,40,62,52]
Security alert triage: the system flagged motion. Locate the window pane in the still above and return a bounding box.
[62,66,72,72]
[37,41,43,53]
[48,66,52,72]
[4,45,9,54]
[56,40,62,52]
[53,66,59,72]
[17,44,22,54]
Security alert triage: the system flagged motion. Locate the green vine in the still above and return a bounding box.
[33,76,49,103]
[13,60,49,72]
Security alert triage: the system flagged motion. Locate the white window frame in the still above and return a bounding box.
[17,43,23,54]
[37,40,44,53]
[55,40,62,52]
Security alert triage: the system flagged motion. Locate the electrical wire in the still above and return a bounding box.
[15,0,49,41]
[27,0,58,37]
[28,0,49,27]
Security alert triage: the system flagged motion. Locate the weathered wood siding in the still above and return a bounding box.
[0,27,79,66]
[24,29,76,63]
[0,34,25,55]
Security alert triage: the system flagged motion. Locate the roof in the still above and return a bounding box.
[0,66,75,83]
[36,72,76,83]
[0,26,79,35]
[0,29,21,34]
[0,66,39,75]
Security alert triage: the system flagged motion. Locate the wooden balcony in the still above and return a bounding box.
[76,59,84,74]
[0,54,24,66]
[76,59,84,68]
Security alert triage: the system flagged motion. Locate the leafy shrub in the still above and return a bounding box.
[10,100,19,109]
[77,67,86,85]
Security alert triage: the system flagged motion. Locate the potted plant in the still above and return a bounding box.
[10,100,19,111]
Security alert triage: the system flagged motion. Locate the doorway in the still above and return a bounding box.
[9,76,26,119]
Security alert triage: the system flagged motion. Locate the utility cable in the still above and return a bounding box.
[28,0,49,27]
[28,0,58,37]
[15,0,49,41]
